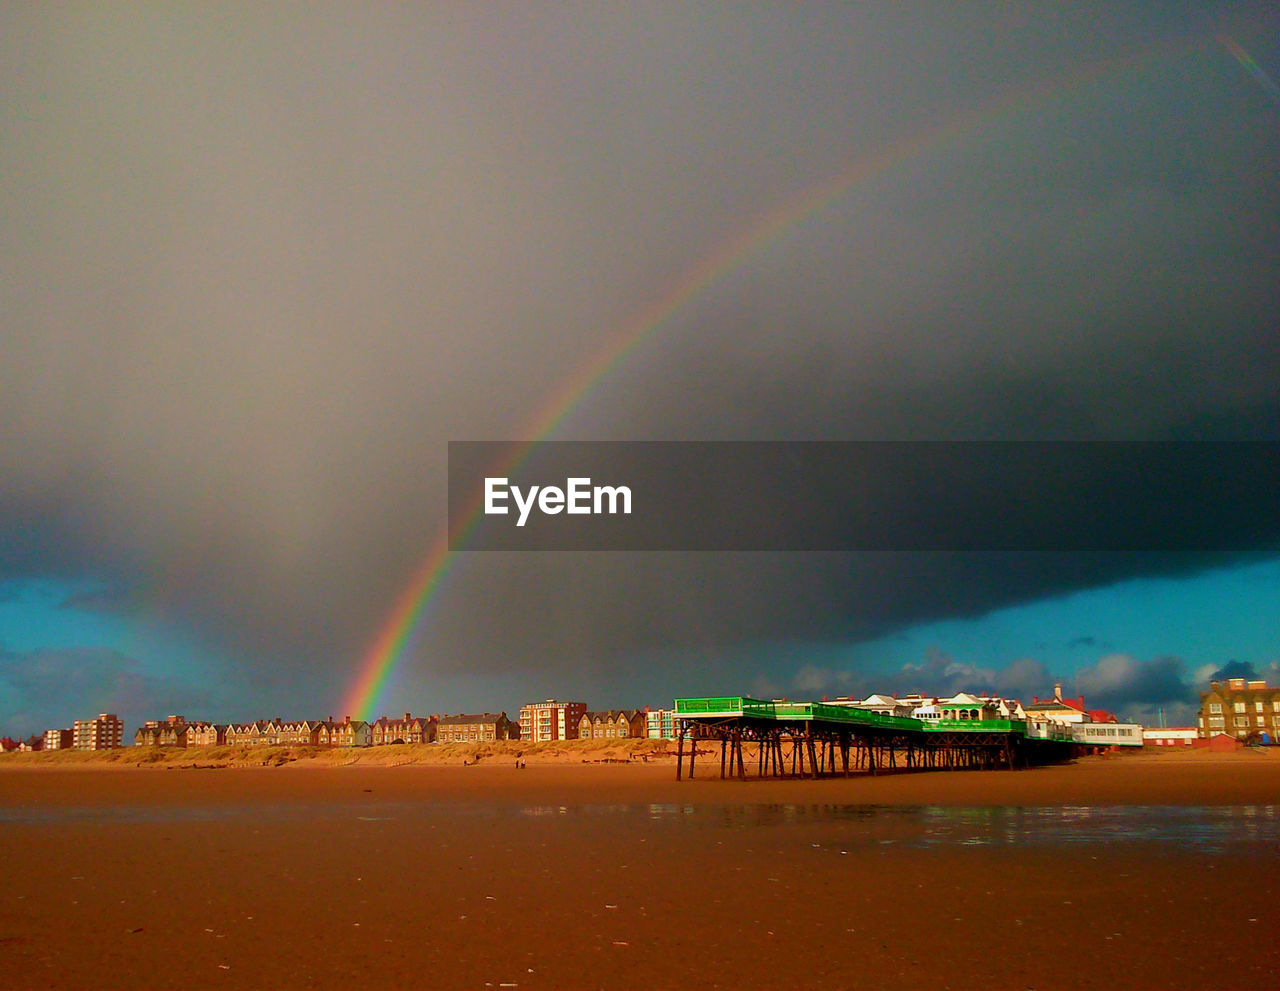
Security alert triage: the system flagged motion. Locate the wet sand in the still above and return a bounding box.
[2,749,1277,989]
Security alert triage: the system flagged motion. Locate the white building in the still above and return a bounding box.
[1142,727,1197,747]
[1072,722,1144,747]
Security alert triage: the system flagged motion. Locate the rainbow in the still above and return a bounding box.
[342,34,1251,721]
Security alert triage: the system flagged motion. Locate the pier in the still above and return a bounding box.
[673,697,1078,780]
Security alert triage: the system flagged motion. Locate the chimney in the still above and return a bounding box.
[329,715,334,723]
[405,712,411,723]
[1053,682,1063,701]
[345,715,351,725]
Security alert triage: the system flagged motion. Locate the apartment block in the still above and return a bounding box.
[73,713,124,750]
[43,728,73,750]
[519,700,587,743]
[646,709,676,740]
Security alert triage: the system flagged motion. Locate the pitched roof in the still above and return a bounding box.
[438,713,508,725]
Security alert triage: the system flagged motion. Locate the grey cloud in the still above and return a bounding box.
[1,5,1277,711]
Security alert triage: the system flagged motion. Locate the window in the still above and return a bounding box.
[1256,701,1265,712]
[1235,716,1248,727]
[1234,702,1246,713]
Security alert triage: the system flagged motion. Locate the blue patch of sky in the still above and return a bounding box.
[0,576,224,689]
[0,578,130,653]
[865,557,1280,674]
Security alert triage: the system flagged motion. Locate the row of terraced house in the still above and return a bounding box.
[133,712,520,747]
[4,703,683,753]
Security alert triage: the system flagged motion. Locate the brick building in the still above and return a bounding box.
[436,713,518,743]
[186,722,226,746]
[73,713,123,750]
[520,700,587,743]
[43,727,73,750]
[135,715,191,747]
[577,710,646,739]
[1198,678,1280,741]
[370,712,437,746]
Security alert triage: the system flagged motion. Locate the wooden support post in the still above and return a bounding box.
[676,726,685,781]
[737,733,747,779]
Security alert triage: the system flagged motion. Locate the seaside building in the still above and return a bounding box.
[646,709,677,739]
[938,692,1003,721]
[1024,684,1089,725]
[275,719,322,745]
[314,716,372,747]
[825,694,917,718]
[1197,679,1280,742]
[520,700,587,743]
[370,712,437,746]
[1071,722,1143,747]
[437,713,518,743]
[225,721,271,746]
[186,722,226,746]
[1143,727,1197,747]
[578,710,646,739]
[43,728,72,750]
[73,713,123,750]
[135,715,190,747]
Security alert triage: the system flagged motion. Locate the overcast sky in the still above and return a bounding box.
[3,3,1278,735]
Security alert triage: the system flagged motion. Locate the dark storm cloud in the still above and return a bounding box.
[1074,653,1200,724]
[2,4,1278,704]
[1209,660,1260,681]
[1076,654,1191,707]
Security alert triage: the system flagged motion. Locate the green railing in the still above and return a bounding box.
[675,698,921,732]
[919,718,1028,735]
[675,696,772,717]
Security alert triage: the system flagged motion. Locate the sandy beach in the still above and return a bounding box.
[2,747,1277,990]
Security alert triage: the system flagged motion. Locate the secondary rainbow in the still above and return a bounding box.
[342,36,1247,721]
